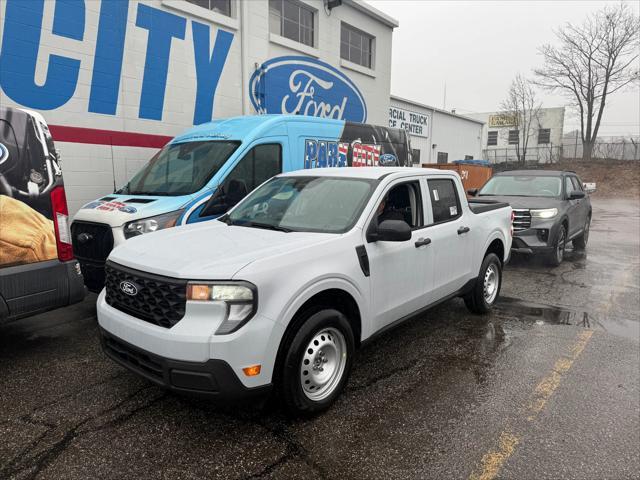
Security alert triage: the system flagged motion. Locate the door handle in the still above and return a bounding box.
[415,237,431,248]
[457,226,470,235]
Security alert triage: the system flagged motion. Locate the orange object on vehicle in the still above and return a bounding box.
[422,163,493,193]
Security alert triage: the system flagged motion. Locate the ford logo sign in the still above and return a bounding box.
[119,281,138,296]
[249,56,367,123]
[379,153,398,166]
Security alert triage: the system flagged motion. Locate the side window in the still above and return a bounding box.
[570,176,583,192]
[224,143,282,200]
[427,178,461,224]
[375,181,423,228]
[564,176,574,196]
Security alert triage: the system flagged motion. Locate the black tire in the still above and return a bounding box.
[464,253,502,314]
[546,224,567,267]
[277,308,355,416]
[573,215,591,250]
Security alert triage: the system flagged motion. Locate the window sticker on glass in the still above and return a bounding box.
[450,205,458,216]
[433,189,439,201]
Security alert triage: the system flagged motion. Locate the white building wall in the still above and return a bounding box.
[0,0,396,214]
[389,96,484,165]
[467,107,565,164]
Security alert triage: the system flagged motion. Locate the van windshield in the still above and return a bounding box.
[223,176,376,233]
[119,141,239,196]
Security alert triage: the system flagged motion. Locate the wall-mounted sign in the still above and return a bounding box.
[249,56,367,123]
[388,107,429,137]
[488,114,517,128]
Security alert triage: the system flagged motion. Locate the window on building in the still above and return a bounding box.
[464,155,474,160]
[437,152,448,164]
[340,23,374,69]
[427,178,461,224]
[269,0,315,47]
[487,131,498,146]
[508,130,519,145]
[186,0,232,16]
[538,128,551,144]
[411,149,421,165]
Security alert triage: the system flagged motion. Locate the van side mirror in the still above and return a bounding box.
[366,220,412,243]
[569,190,586,200]
[467,188,478,197]
[201,179,250,217]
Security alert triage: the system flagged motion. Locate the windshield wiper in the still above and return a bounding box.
[228,220,292,232]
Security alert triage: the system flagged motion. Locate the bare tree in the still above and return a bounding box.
[534,3,640,160]
[499,74,542,163]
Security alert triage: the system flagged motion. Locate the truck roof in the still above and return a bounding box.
[279,167,450,180]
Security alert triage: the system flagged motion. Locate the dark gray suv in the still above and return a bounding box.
[471,170,592,266]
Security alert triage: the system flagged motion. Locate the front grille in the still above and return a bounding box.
[72,221,114,291]
[513,209,531,232]
[71,221,114,262]
[105,262,187,328]
[103,334,163,379]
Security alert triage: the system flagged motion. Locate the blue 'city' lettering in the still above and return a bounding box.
[136,4,186,121]
[0,0,84,110]
[192,22,234,125]
[89,0,129,115]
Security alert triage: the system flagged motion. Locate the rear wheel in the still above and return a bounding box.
[573,215,591,250]
[278,308,354,416]
[464,253,502,314]
[546,224,567,266]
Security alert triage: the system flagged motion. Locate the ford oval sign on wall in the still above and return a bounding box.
[249,56,367,123]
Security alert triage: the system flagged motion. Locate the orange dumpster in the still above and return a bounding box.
[422,163,492,192]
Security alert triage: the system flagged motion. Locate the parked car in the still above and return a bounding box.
[470,169,592,266]
[0,106,85,324]
[97,167,512,415]
[72,115,414,293]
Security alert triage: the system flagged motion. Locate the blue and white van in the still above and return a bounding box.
[71,114,412,291]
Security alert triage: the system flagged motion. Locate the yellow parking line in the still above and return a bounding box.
[468,329,594,480]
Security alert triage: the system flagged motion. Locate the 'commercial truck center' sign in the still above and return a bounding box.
[388,106,429,137]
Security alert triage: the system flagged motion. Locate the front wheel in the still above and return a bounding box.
[546,224,567,266]
[464,253,502,314]
[278,308,355,416]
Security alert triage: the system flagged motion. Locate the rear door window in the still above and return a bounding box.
[427,178,461,224]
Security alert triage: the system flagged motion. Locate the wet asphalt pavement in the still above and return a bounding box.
[1,197,638,480]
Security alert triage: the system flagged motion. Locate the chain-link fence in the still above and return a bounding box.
[483,140,640,167]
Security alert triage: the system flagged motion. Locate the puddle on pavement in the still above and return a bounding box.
[495,296,639,341]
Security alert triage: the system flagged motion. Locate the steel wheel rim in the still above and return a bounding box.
[483,263,499,304]
[300,327,347,401]
[557,228,566,262]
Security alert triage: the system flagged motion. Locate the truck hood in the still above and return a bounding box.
[476,195,560,210]
[108,220,335,279]
[71,193,196,227]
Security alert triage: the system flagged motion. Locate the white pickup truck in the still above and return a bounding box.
[97,167,512,414]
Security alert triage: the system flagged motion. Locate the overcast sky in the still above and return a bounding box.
[370,0,640,137]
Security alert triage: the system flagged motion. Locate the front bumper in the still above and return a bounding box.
[96,290,285,398]
[511,220,561,254]
[100,328,272,400]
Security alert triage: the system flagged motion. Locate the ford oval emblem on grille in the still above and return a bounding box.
[120,281,138,296]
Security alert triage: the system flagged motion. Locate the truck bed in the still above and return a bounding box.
[468,198,510,214]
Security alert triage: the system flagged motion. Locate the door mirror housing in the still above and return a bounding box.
[467,188,478,197]
[201,179,250,217]
[367,219,412,243]
[569,190,586,200]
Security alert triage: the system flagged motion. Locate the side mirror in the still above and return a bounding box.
[467,188,478,197]
[569,190,586,200]
[367,219,412,243]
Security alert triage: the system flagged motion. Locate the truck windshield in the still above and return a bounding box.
[479,175,562,198]
[223,176,376,233]
[119,141,239,196]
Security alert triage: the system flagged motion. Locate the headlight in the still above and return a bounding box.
[187,282,257,335]
[123,209,184,239]
[530,208,558,219]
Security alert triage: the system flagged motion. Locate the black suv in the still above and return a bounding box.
[471,170,592,266]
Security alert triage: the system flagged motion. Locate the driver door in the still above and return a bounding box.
[365,179,433,330]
